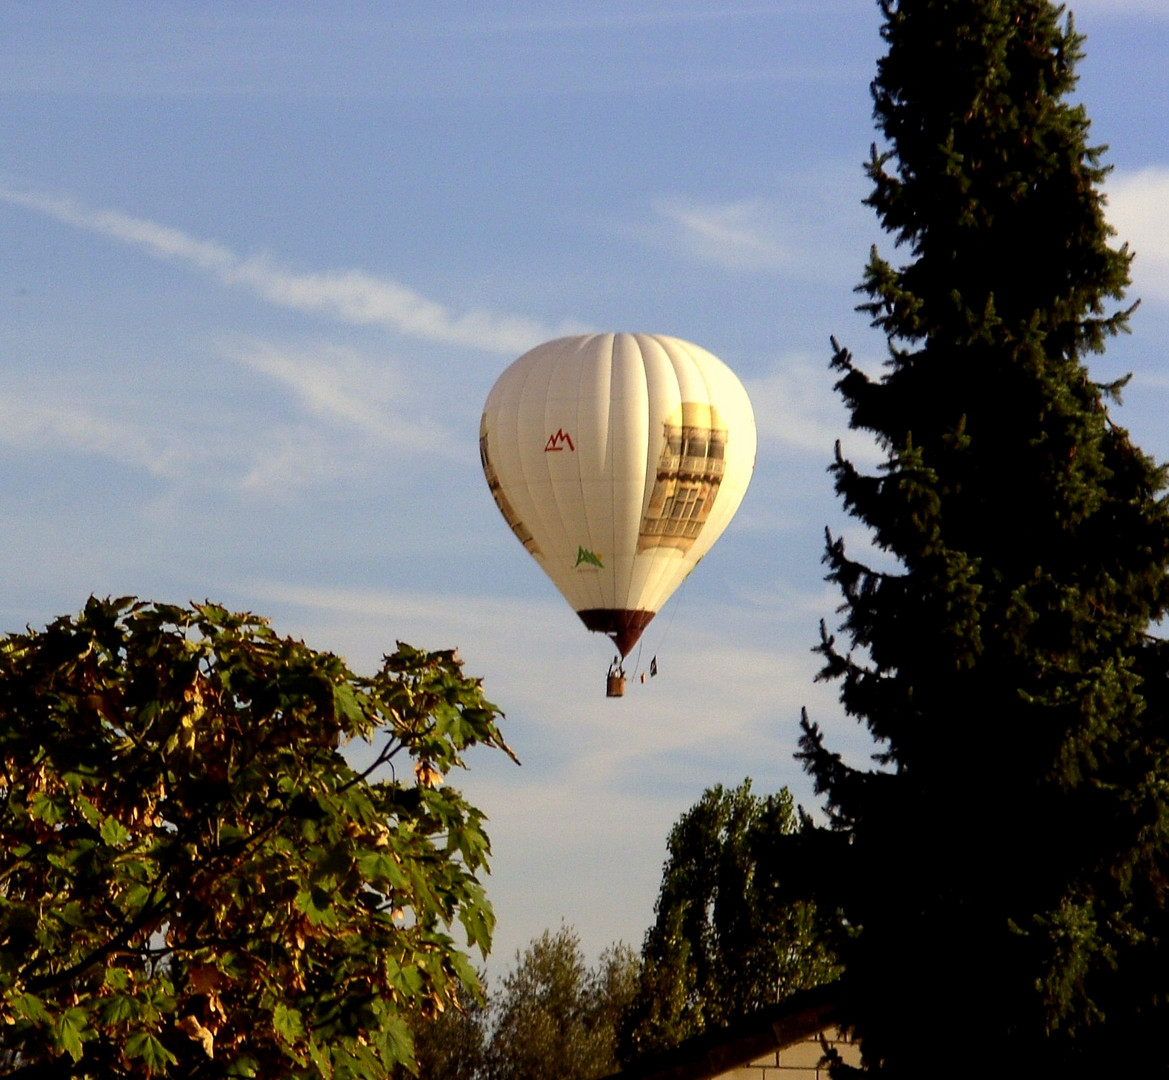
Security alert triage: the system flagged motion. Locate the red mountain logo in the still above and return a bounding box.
[545,429,575,452]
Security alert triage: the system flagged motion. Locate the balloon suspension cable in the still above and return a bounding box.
[634,577,689,684]
[660,575,688,646]
[631,638,659,686]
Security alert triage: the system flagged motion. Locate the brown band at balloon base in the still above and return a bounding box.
[577,608,656,657]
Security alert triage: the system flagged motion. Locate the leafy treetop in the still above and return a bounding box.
[407,924,639,1080]
[0,597,515,1080]
[621,781,841,1062]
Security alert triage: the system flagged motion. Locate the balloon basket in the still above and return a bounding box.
[606,658,626,697]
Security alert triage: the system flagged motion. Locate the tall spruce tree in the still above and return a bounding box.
[797,0,1169,1074]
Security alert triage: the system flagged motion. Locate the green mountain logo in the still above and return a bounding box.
[575,546,603,569]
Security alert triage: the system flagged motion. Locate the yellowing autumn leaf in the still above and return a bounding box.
[177,1015,214,1058]
[414,761,443,787]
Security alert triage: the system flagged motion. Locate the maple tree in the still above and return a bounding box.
[0,597,513,1079]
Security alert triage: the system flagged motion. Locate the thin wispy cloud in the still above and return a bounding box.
[653,196,792,272]
[1106,167,1169,306]
[227,340,447,453]
[0,375,340,497]
[0,393,177,476]
[648,177,878,282]
[0,334,454,498]
[0,186,569,354]
[652,166,1169,304]
[745,356,884,465]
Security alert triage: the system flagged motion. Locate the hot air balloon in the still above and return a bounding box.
[479,333,756,695]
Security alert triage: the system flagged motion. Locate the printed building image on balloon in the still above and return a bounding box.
[480,333,756,695]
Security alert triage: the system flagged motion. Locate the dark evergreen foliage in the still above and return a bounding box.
[798,0,1169,1074]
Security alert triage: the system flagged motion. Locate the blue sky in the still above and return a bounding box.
[3,2,1168,970]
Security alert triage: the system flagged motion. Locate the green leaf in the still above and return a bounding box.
[99,993,139,1025]
[54,1008,87,1063]
[386,961,425,999]
[218,951,248,979]
[57,900,87,929]
[226,1055,261,1077]
[294,885,338,927]
[308,1038,335,1079]
[117,881,153,915]
[104,966,132,991]
[28,790,64,825]
[125,1031,178,1073]
[333,680,365,727]
[77,794,103,828]
[357,850,408,889]
[100,814,131,847]
[458,890,494,955]
[377,1013,415,1069]
[61,838,99,867]
[10,991,49,1023]
[273,1001,306,1043]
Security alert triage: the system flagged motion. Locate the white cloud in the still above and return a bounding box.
[0,377,330,496]
[222,338,478,495]
[652,196,792,272]
[0,186,571,354]
[745,355,884,465]
[647,171,879,282]
[0,334,458,497]
[0,393,177,475]
[227,339,446,452]
[1106,167,1169,306]
[241,577,849,788]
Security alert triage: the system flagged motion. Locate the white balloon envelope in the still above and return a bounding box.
[480,332,756,663]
